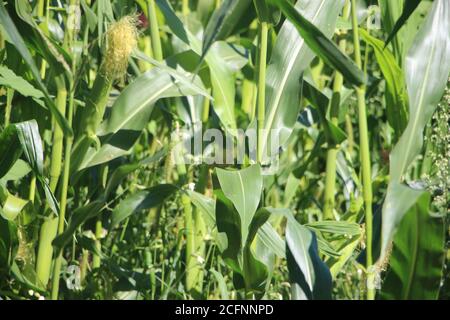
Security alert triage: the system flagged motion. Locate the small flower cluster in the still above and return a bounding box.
[423,77,450,215]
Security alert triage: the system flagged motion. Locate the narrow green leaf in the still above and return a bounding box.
[0,2,72,136]
[52,201,104,252]
[0,65,44,99]
[360,29,408,140]
[384,0,421,48]
[260,0,344,162]
[0,126,22,179]
[202,0,252,59]
[110,184,178,229]
[14,120,59,215]
[381,0,450,259]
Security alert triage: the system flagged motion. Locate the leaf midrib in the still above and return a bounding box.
[396,14,438,180]
[108,81,174,134]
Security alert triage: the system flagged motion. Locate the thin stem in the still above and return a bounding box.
[323,0,350,220]
[202,91,211,123]
[241,78,256,117]
[37,0,45,19]
[79,249,89,285]
[92,217,102,269]
[50,0,78,299]
[29,175,36,203]
[183,192,196,291]
[49,76,67,191]
[147,0,163,61]
[50,85,74,300]
[256,21,268,164]
[351,0,374,300]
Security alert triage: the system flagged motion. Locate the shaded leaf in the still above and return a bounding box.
[0,1,72,136]
[260,0,344,161]
[380,193,445,300]
[110,184,178,229]
[381,0,450,259]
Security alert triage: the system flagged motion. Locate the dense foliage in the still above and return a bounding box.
[0,0,449,300]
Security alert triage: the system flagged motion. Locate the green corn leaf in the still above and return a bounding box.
[216,164,262,245]
[380,0,450,260]
[14,121,59,215]
[0,160,31,183]
[259,0,344,162]
[286,214,332,300]
[269,0,365,86]
[0,126,22,179]
[380,193,445,300]
[156,0,242,134]
[0,65,44,99]
[110,184,178,229]
[0,191,29,221]
[360,29,408,141]
[74,66,206,171]
[202,0,252,59]
[384,0,422,48]
[52,201,105,252]
[0,2,72,137]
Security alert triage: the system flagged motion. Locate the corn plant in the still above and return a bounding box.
[0,0,449,301]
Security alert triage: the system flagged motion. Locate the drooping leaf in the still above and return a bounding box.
[0,191,29,221]
[360,29,408,140]
[0,160,31,183]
